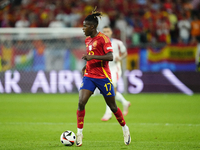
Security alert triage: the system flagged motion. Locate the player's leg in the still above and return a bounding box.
[97,78,131,145]
[76,77,95,147]
[101,69,131,121]
[115,90,131,116]
[78,89,93,111]
[104,96,131,145]
[101,104,112,121]
[76,89,93,147]
[101,69,118,121]
[114,69,131,116]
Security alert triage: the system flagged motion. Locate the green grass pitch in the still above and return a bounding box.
[0,93,200,150]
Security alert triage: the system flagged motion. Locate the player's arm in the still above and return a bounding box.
[115,41,127,62]
[82,52,113,61]
[116,51,127,62]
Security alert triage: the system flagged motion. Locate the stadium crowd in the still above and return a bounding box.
[0,0,200,45]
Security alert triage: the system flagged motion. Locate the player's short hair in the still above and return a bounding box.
[84,6,102,27]
[103,26,111,29]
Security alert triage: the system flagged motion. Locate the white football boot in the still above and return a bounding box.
[76,133,83,147]
[123,128,131,145]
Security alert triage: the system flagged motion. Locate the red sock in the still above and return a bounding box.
[77,109,85,129]
[114,108,126,126]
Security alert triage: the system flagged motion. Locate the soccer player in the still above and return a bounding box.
[76,7,131,147]
[101,26,131,121]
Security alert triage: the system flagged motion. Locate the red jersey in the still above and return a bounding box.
[84,32,113,79]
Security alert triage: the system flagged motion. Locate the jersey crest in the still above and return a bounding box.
[93,41,97,47]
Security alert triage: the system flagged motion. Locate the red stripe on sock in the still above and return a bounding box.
[77,109,85,129]
[114,108,126,126]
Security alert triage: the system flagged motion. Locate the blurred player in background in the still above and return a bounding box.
[101,26,131,121]
[76,7,131,147]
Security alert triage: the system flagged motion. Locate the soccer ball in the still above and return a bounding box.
[60,130,76,146]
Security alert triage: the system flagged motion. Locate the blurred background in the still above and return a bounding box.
[0,0,200,94]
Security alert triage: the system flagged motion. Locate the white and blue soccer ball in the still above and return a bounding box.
[60,130,76,146]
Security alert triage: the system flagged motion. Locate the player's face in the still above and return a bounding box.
[102,28,112,38]
[83,21,93,36]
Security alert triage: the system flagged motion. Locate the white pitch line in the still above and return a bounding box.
[85,141,198,143]
[0,122,200,126]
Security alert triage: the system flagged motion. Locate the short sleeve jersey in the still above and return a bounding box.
[109,38,127,70]
[84,32,113,79]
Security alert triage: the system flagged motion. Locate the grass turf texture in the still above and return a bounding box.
[0,94,200,150]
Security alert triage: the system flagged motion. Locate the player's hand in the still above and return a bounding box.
[115,56,121,62]
[82,54,93,61]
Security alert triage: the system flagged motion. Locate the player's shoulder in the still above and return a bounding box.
[112,38,122,43]
[97,32,110,43]
[112,38,124,45]
[98,32,107,37]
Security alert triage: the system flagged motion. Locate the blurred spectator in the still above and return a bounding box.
[183,0,193,11]
[177,14,191,44]
[0,0,200,45]
[97,12,110,32]
[21,0,30,6]
[15,13,30,28]
[115,13,127,33]
[69,7,82,27]
[105,0,117,28]
[191,0,200,10]
[56,10,70,27]
[191,0,200,19]
[167,9,178,43]
[150,0,162,11]
[175,0,184,13]
[137,0,147,5]
[28,12,38,27]
[156,17,171,44]
[133,16,144,42]
[1,12,11,27]
[183,0,193,19]
[49,14,65,28]
[144,17,157,43]
[191,0,200,22]
[190,15,200,43]
[163,0,173,10]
